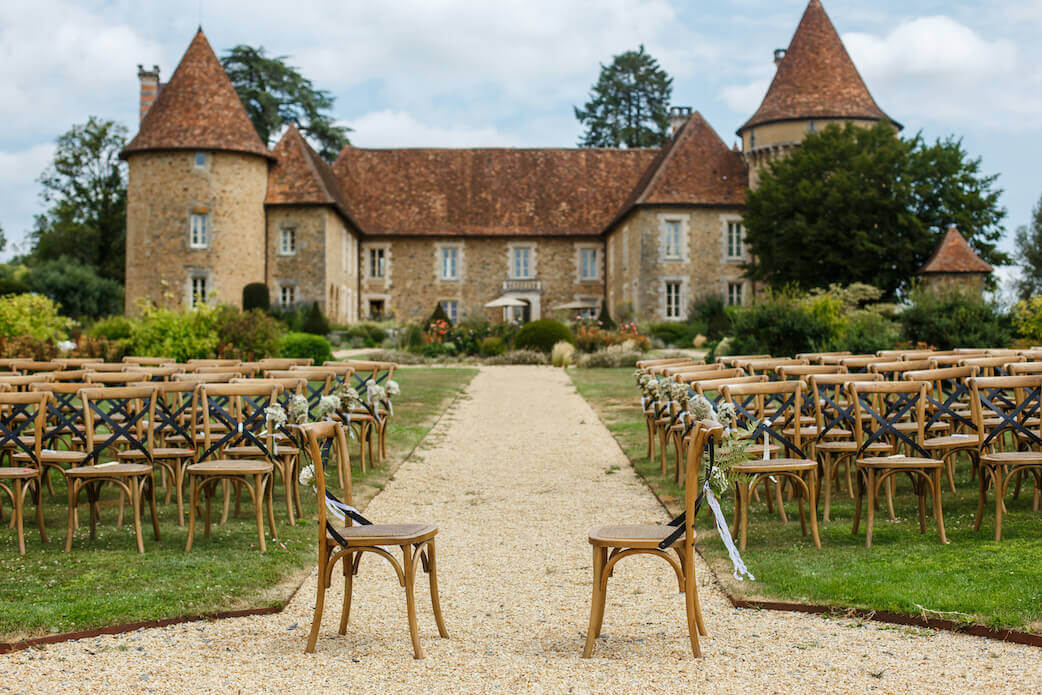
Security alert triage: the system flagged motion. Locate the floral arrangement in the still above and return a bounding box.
[426,319,450,344]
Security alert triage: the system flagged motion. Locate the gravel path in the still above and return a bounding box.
[4,366,1040,693]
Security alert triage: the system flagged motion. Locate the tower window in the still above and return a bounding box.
[279,228,296,255]
[194,152,207,168]
[807,121,817,133]
[189,213,208,249]
[190,275,207,307]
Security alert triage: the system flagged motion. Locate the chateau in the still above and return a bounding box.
[122,0,903,324]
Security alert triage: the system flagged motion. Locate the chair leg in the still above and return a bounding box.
[822,453,833,522]
[932,468,948,544]
[865,469,876,548]
[34,479,47,544]
[147,475,160,542]
[884,474,896,522]
[185,476,198,552]
[973,465,988,531]
[426,540,449,638]
[807,471,821,549]
[13,480,25,555]
[582,546,607,658]
[254,474,267,553]
[131,478,145,554]
[265,474,278,540]
[339,554,354,635]
[773,479,787,523]
[852,470,863,535]
[738,481,750,552]
[175,461,186,527]
[683,549,702,658]
[306,556,326,653]
[994,464,1005,543]
[402,544,423,659]
[64,479,78,552]
[916,476,927,534]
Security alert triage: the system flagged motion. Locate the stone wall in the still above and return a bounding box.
[125,150,268,312]
[359,236,605,322]
[919,272,988,295]
[606,205,748,322]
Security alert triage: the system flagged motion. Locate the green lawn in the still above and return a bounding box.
[0,367,477,642]
[568,367,1042,633]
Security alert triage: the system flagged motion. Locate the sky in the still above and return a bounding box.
[1,0,1039,288]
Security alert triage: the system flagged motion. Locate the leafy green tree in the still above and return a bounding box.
[28,117,128,282]
[0,223,6,254]
[742,122,1007,298]
[1014,193,1042,300]
[221,45,350,161]
[574,45,673,148]
[24,257,124,319]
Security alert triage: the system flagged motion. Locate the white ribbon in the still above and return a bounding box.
[705,487,755,581]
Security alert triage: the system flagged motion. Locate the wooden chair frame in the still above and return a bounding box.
[0,391,50,553]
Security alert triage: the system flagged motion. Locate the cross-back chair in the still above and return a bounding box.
[122,356,175,366]
[796,351,851,364]
[11,360,64,374]
[583,420,722,658]
[716,354,769,368]
[27,382,90,491]
[903,366,980,492]
[673,366,744,384]
[868,359,934,381]
[959,355,1024,377]
[848,380,948,547]
[258,357,314,370]
[0,391,50,553]
[300,420,447,658]
[53,358,104,369]
[0,373,54,391]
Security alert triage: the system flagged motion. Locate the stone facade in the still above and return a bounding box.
[125,150,268,312]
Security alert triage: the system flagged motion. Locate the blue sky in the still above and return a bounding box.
[1,0,1039,282]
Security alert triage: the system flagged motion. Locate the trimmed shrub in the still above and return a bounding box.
[88,315,135,341]
[400,323,425,351]
[129,303,220,361]
[647,321,706,348]
[513,319,574,353]
[576,343,643,368]
[0,293,72,341]
[479,336,506,356]
[900,287,1011,349]
[1013,296,1042,343]
[551,341,576,367]
[728,292,833,357]
[484,349,549,365]
[835,310,901,354]
[216,307,284,360]
[689,295,731,340]
[302,302,331,335]
[596,303,617,330]
[427,302,451,325]
[280,331,332,364]
[242,282,270,311]
[23,257,123,319]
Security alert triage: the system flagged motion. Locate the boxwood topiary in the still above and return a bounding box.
[513,319,574,354]
[280,331,332,364]
[242,282,270,311]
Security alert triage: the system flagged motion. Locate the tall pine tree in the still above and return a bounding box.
[574,45,673,148]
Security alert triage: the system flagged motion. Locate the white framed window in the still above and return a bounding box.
[194,152,207,168]
[440,300,459,324]
[279,228,296,255]
[441,247,459,280]
[726,221,744,260]
[369,248,386,279]
[665,281,682,319]
[511,247,532,279]
[189,213,208,249]
[727,282,744,306]
[580,248,598,280]
[664,220,682,259]
[280,285,297,307]
[190,276,207,307]
[508,305,525,322]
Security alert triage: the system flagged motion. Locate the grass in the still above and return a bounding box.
[0,367,477,642]
[568,367,1042,633]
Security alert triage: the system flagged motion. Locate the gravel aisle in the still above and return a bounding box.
[4,366,1040,693]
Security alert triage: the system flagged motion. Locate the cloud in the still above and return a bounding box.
[720,78,770,115]
[345,111,517,148]
[0,143,55,255]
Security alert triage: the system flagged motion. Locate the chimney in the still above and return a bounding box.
[137,64,160,123]
[773,48,787,66]
[668,106,692,137]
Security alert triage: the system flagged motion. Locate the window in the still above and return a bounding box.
[728,282,744,307]
[749,130,756,149]
[369,248,386,279]
[665,282,682,319]
[807,121,817,133]
[190,276,207,307]
[189,213,208,249]
[580,248,598,280]
[511,247,532,279]
[440,300,459,324]
[440,247,459,280]
[664,220,682,259]
[726,221,744,260]
[279,228,296,255]
[280,285,297,307]
[369,298,385,319]
[194,152,207,168]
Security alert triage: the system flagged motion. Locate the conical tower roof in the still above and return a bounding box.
[739,0,894,133]
[918,225,993,274]
[122,29,272,159]
[266,124,358,225]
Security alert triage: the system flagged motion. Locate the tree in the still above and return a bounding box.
[574,45,673,148]
[221,45,350,162]
[742,122,1007,298]
[24,256,124,319]
[1014,193,1042,300]
[0,223,6,254]
[28,117,128,283]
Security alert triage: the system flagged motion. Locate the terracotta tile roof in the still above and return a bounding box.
[266,124,358,226]
[739,0,894,133]
[332,146,659,237]
[918,225,993,274]
[122,29,271,160]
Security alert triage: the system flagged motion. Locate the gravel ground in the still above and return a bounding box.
[4,366,1040,694]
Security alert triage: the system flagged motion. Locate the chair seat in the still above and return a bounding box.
[0,467,37,479]
[186,459,272,475]
[816,440,890,453]
[224,445,299,458]
[747,443,782,457]
[327,523,437,546]
[980,451,1042,466]
[924,435,979,450]
[588,524,686,549]
[895,421,949,434]
[66,462,152,477]
[118,447,196,459]
[857,456,943,469]
[733,457,816,474]
[15,449,84,463]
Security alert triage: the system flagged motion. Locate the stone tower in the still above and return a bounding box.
[121,29,272,312]
[737,0,898,188]
[917,225,993,295]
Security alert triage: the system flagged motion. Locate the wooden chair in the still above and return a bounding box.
[28,382,91,491]
[721,381,821,551]
[744,357,808,378]
[583,420,722,658]
[300,420,447,658]
[716,354,769,368]
[674,367,744,384]
[122,356,175,366]
[85,371,151,385]
[636,357,693,369]
[868,359,934,381]
[848,380,948,548]
[11,360,64,373]
[83,363,132,373]
[959,355,1024,377]
[0,373,54,392]
[796,351,851,364]
[184,383,278,551]
[967,375,1042,541]
[904,366,981,492]
[0,391,50,554]
[61,386,161,553]
[839,355,886,374]
[258,357,314,369]
[53,358,104,369]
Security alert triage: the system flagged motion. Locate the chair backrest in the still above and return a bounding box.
[193,365,245,374]
[126,365,184,381]
[0,373,54,391]
[662,363,719,377]
[258,357,314,369]
[715,354,769,367]
[300,421,355,548]
[173,372,242,384]
[675,367,745,384]
[819,353,875,366]
[85,371,150,385]
[197,383,280,461]
[131,380,198,445]
[635,357,691,369]
[645,360,701,376]
[959,355,1025,377]
[123,356,175,366]
[776,364,844,379]
[807,373,884,443]
[683,420,724,541]
[967,375,1042,450]
[84,363,131,373]
[721,380,808,458]
[848,380,930,459]
[839,355,887,373]
[903,366,979,436]
[80,386,157,465]
[876,349,935,360]
[0,391,49,466]
[1009,361,1042,376]
[292,363,356,379]
[336,360,396,396]
[48,369,91,382]
[744,357,808,376]
[796,351,851,364]
[53,358,104,368]
[691,375,766,402]
[263,370,334,409]
[867,359,934,380]
[30,381,88,449]
[187,359,242,367]
[11,360,64,373]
